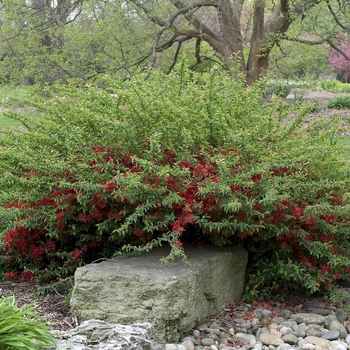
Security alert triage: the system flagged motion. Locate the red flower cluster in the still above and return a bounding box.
[2,143,349,292]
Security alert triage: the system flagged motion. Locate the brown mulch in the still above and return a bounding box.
[0,280,78,331]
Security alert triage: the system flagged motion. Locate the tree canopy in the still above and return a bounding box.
[0,0,348,85]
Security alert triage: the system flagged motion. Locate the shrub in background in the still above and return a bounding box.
[1,66,350,299]
[327,95,350,109]
[320,80,350,93]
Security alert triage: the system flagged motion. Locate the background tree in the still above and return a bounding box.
[0,0,349,85]
[0,0,84,84]
[126,0,349,84]
[268,40,329,80]
[328,36,350,82]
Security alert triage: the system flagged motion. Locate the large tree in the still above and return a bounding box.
[126,0,350,84]
[0,0,349,85]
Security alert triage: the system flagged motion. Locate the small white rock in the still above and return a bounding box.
[302,344,316,350]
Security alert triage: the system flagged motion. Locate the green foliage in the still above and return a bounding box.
[0,66,350,300]
[320,80,350,93]
[0,296,55,349]
[327,96,350,109]
[265,81,292,98]
[269,40,329,80]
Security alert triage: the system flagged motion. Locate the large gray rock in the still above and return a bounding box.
[70,245,247,342]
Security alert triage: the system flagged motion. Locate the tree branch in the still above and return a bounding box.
[328,39,350,60]
[325,0,350,31]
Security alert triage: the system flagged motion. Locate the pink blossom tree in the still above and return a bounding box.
[328,37,350,82]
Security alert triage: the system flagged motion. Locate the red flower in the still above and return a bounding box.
[291,207,302,220]
[179,160,191,169]
[324,214,337,224]
[303,216,315,226]
[78,213,90,223]
[108,212,125,220]
[30,245,44,260]
[250,174,261,183]
[20,272,34,280]
[134,227,144,238]
[4,229,16,245]
[103,181,116,191]
[272,167,289,176]
[280,241,289,249]
[231,185,240,193]
[172,219,184,233]
[91,145,106,153]
[165,150,176,161]
[93,194,107,209]
[330,194,343,205]
[319,264,330,275]
[90,207,104,221]
[56,211,65,221]
[180,210,195,226]
[300,256,313,268]
[166,176,181,192]
[192,164,210,179]
[130,165,142,173]
[252,203,262,211]
[56,221,65,229]
[172,240,183,248]
[39,197,54,207]
[45,240,56,252]
[70,249,81,260]
[4,272,17,279]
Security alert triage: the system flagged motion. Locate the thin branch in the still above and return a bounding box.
[171,0,221,44]
[325,0,350,31]
[167,40,184,73]
[328,39,350,60]
[284,34,350,60]
[195,37,201,63]
[283,35,328,45]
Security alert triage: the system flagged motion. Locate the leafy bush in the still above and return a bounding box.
[327,96,350,109]
[320,80,350,93]
[0,296,55,349]
[1,66,350,299]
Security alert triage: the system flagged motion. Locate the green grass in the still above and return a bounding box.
[0,85,34,128]
[0,113,23,128]
[335,137,350,159]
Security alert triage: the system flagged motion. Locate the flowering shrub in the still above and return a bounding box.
[328,36,350,82]
[0,66,350,299]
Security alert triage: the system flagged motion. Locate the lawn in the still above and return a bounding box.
[335,136,350,159]
[0,113,23,128]
[0,85,33,128]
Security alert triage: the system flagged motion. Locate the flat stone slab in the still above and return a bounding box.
[70,245,247,342]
